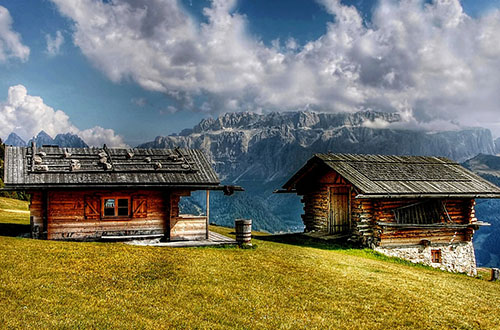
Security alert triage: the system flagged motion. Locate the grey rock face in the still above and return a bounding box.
[495,137,500,154]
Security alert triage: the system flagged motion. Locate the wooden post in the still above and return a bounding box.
[206,190,210,239]
[30,141,35,171]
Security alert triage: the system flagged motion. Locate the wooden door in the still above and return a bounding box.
[328,186,350,234]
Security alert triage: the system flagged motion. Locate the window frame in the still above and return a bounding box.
[101,196,131,219]
[431,249,442,263]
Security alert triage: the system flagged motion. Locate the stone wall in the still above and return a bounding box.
[374,241,477,276]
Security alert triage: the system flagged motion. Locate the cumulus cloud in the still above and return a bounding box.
[50,0,500,135]
[0,85,127,147]
[45,30,64,56]
[78,126,127,147]
[0,6,30,62]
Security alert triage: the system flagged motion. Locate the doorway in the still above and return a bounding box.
[328,186,350,234]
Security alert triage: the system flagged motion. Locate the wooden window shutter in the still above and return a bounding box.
[132,197,147,218]
[84,196,101,220]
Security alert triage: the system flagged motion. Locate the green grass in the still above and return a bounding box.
[0,198,499,329]
[0,196,29,225]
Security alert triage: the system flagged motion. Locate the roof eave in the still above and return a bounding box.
[355,193,500,199]
[1,183,243,192]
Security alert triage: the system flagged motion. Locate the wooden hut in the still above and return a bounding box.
[277,153,500,275]
[3,144,241,242]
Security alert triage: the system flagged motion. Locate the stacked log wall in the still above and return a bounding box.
[43,189,168,240]
[374,198,474,247]
[300,185,329,232]
[350,195,375,246]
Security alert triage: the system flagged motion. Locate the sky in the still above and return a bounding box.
[1,0,500,147]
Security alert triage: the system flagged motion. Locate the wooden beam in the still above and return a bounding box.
[376,221,490,228]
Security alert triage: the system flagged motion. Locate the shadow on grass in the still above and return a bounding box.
[0,223,30,237]
[252,233,356,251]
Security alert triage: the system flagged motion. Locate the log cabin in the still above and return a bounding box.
[277,153,500,275]
[3,144,241,242]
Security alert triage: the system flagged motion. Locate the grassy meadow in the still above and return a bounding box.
[0,198,499,329]
[0,196,29,225]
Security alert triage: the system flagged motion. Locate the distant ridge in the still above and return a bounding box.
[4,131,88,148]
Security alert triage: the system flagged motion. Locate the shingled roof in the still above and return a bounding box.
[281,153,500,198]
[3,145,226,190]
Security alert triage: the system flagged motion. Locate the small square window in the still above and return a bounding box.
[431,249,442,263]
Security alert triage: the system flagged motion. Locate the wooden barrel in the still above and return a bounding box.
[491,268,500,281]
[235,219,252,245]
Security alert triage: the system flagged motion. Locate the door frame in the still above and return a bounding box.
[327,185,351,234]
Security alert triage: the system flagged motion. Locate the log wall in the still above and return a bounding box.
[350,195,374,245]
[373,198,475,247]
[42,190,168,240]
[300,185,329,232]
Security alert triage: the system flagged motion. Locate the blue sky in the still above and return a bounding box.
[1,0,500,146]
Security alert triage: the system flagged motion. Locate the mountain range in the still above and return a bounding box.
[4,131,88,148]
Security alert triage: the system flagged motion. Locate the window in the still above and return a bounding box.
[117,199,129,216]
[431,249,442,263]
[102,197,130,217]
[393,200,448,225]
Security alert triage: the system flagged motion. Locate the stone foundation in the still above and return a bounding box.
[374,241,477,276]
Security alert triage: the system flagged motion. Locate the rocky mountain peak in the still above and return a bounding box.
[28,131,55,147]
[4,132,26,146]
[54,133,88,148]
